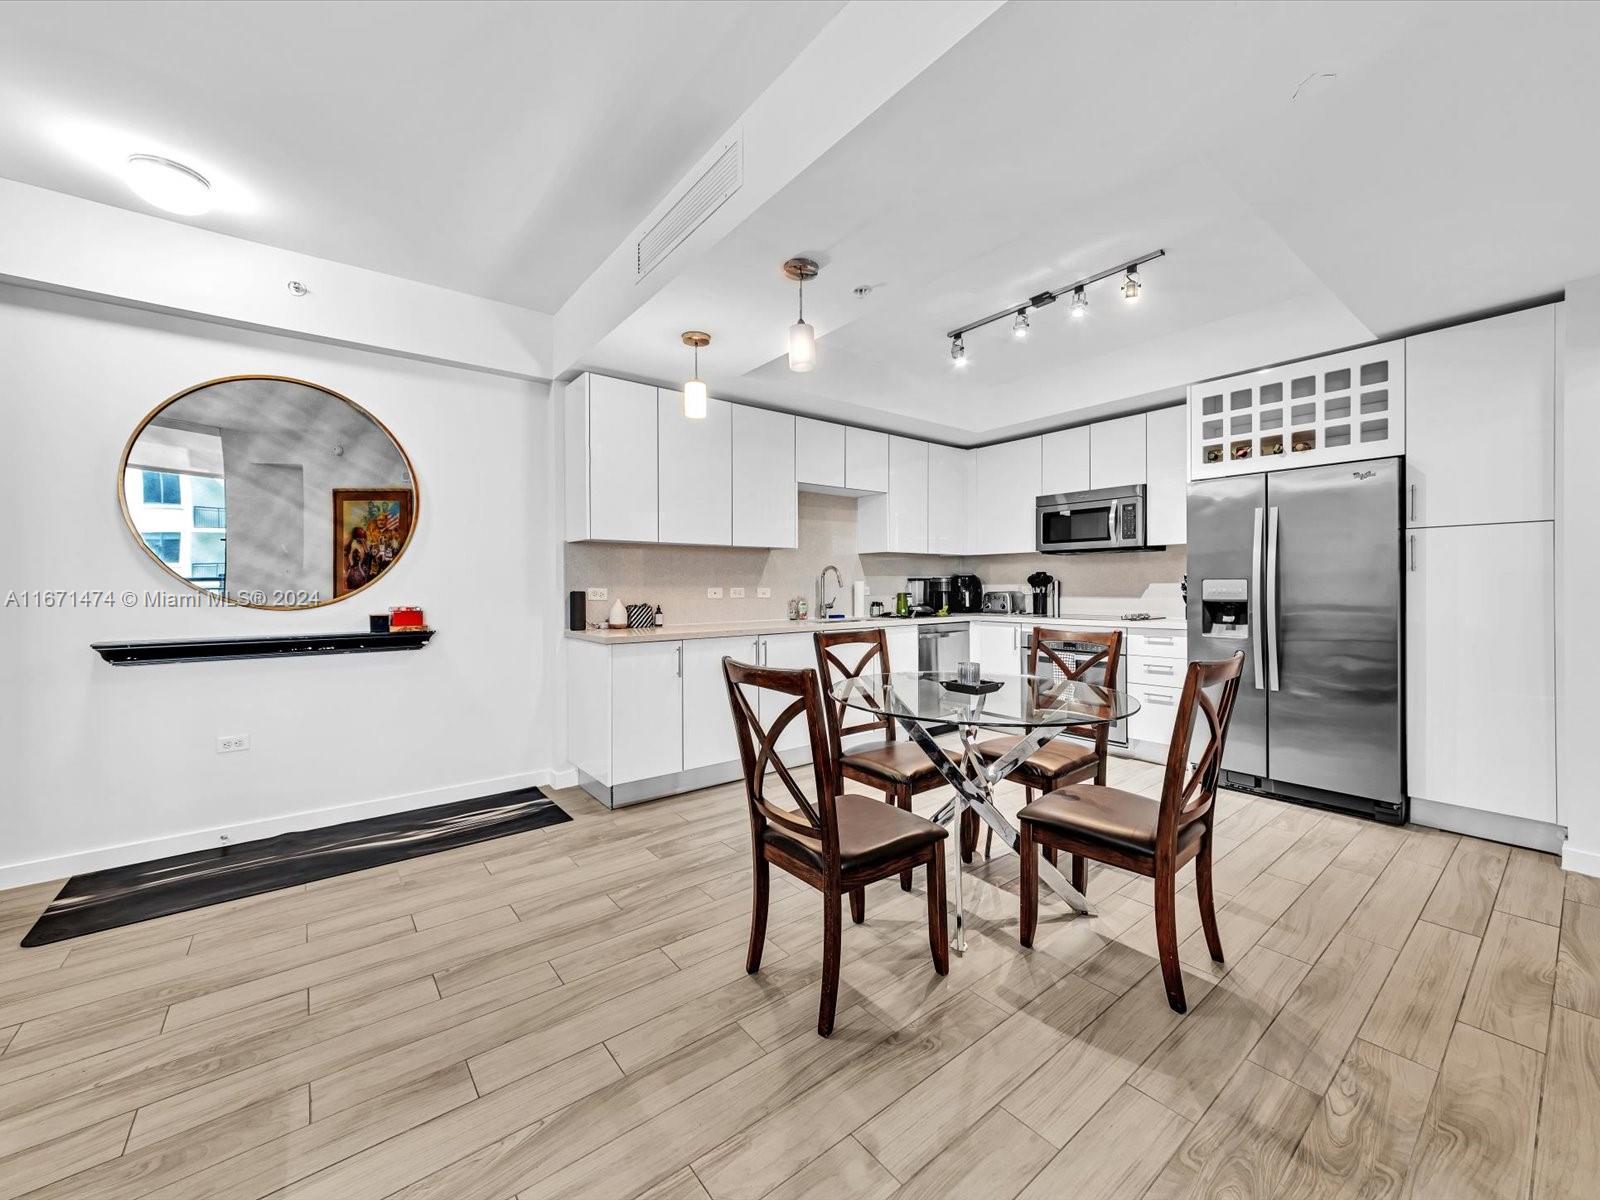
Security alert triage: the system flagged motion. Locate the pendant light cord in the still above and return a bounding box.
[798,278,804,323]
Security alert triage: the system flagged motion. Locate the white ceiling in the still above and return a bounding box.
[3,2,1598,444]
[0,0,844,312]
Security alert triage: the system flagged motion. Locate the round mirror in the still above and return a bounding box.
[119,375,418,609]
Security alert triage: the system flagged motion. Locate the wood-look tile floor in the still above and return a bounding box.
[1,758,1595,1199]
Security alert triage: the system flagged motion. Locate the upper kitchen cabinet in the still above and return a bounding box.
[845,426,890,493]
[1145,404,1187,545]
[927,442,970,556]
[732,405,797,548]
[564,372,658,543]
[1089,413,1147,488]
[658,389,732,546]
[1190,340,1406,480]
[1041,426,1091,494]
[1405,304,1555,528]
[970,436,1042,555]
[795,416,846,489]
[859,435,929,554]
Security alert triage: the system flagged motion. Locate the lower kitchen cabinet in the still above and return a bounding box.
[1406,521,1556,827]
[609,641,684,787]
[971,621,1021,675]
[682,636,758,772]
[758,632,820,754]
[1128,683,1178,748]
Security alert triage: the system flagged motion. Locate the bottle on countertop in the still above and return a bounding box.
[653,605,664,628]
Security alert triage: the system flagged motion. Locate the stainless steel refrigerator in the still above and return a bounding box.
[1187,456,1405,822]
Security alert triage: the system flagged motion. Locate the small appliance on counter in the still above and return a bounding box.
[1026,571,1059,617]
[950,573,983,613]
[905,576,950,617]
[981,589,1020,614]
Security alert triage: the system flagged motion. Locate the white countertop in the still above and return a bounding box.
[565,608,1188,644]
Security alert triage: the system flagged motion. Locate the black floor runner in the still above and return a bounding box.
[21,786,571,946]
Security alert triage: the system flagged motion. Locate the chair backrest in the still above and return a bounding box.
[813,626,896,768]
[1155,652,1246,856]
[1028,627,1123,758]
[722,657,841,868]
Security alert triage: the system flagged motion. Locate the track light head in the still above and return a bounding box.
[1121,269,1142,303]
[1070,287,1089,319]
[1012,309,1030,339]
[950,335,968,368]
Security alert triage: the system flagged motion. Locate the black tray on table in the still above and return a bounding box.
[941,678,1003,696]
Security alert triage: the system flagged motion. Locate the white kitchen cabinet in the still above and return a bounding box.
[1041,426,1091,494]
[796,417,846,489]
[1405,304,1555,529]
[859,436,929,554]
[1406,522,1555,826]
[927,443,970,556]
[732,405,797,548]
[970,437,1042,555]
[757,632,819,757]
[609,642,684,785]
[1144,405,1188,545]
[845,427,890,493]
[885,623,919,675]
[1090,413,1147,489]
[682,636,759,773]
[565,373,659,542]
[971,621,1021,676]
[657,390,731,546]
[1128,683,1179,749]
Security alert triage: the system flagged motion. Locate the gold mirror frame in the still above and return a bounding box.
[117,374,421,611]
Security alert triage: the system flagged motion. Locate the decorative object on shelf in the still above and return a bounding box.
[119,375,419,611]
[944,249,1164,361]
[369,613,390,633]
[607,598,627,628]
[784,257,819,372]
[680,331,711,419]
[91,628,435,666]
[625,603,654,629]
[388,605,426,629]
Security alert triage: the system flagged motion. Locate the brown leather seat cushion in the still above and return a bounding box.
[1019,785,1206,858]
[769,793,948,872]
[841,741,953,786]
[973,735,1098,782]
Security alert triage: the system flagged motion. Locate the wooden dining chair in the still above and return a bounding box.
[723,657,949,1036]
[814,627,958,894]
[967,628,1124,884]
[1018,651,1245,1013]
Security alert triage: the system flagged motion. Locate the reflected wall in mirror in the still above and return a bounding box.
[120,375,419,609]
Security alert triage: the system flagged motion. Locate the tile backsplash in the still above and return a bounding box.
[564,491,1186,626]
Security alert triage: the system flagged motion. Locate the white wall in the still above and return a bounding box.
[1559,278,1600,876]
[0,283,558,887]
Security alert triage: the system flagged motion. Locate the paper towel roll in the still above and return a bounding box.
[851,580,867,619]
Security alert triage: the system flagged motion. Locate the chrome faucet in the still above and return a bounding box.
[816,564,844,619]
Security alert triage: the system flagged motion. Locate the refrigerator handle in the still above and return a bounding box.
[1250,506,1265,691]
[1266,506,1282,693]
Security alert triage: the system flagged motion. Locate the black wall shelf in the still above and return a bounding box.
[91,629,435,666]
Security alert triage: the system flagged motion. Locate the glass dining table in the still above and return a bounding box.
[832,671,1140,953]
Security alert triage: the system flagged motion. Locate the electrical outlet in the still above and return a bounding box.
[728,587,745,599]
[706,587,724,599]
[216,734,250,754]
[756,587,772,599]
[586,587,608,602]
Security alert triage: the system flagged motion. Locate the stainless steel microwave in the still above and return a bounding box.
[1036,485,1147,553]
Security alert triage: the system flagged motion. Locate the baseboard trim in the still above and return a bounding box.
[1409,797,1566,854]
[0,768,555,891]
[1562,843,1600,879]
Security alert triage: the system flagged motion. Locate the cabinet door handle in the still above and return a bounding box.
[1145,636,1174,645]
[1408,535,1416,573]
[1407,483,1416,522]
[1145,693,1175,706]
[676,644,683,678]
[1147,663,1175,675]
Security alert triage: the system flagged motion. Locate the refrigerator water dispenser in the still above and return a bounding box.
[1200,578,1249,639]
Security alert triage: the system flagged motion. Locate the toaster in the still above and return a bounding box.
[981,591,1013,614]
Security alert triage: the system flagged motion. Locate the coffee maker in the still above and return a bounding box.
[905,576,950,616]
[949,574,983,614]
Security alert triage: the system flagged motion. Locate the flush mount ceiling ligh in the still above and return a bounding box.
[944,248,1165,362]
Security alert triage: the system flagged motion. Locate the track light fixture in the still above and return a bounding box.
[943,249,1163,357]
[783,257,819,372]
[681,331,710,419]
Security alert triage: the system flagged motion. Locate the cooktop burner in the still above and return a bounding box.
[1120,612,1158,621]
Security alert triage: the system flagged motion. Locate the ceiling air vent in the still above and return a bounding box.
[636,135,742,281]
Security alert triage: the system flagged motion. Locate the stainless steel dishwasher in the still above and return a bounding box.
[917,622,970,733]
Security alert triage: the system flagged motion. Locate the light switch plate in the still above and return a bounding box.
[756,587,772,599]
[729,587,745,599]
[707,587,723,599]
[586,587,607,601]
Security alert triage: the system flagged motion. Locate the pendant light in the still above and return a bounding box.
[680,331,710,419]
[1069,287,1090,319]
[1121,268,1142,303]
[783,257,819,372]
